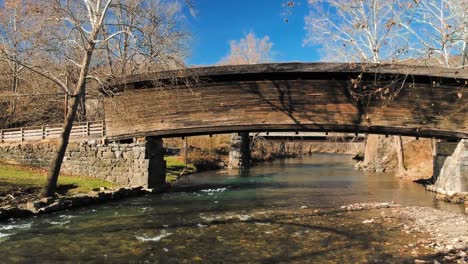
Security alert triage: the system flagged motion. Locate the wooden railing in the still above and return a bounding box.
[0,121,105,143]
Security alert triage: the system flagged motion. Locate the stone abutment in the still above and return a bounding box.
[0,138,166,188]
[428,140,468,200]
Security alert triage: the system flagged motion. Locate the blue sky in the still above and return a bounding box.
[185,0,321,66]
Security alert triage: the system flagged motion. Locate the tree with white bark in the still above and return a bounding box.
[220,32,273,65]
[304,0,414,63]
[303,0,467,67]
[401,0,467,68]
[0,0,190,197]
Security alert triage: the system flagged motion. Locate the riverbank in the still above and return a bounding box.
[0,185,166,221]
[339,202,468,263]
[0,163,116,207]
[399,206,468,262]
[355,137,434,179]
[0,156,192,216]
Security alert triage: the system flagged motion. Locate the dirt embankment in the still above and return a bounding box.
[356,136,434,181]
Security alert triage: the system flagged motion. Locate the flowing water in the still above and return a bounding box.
[0,154,464,263]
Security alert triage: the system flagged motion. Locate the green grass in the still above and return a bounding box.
[164,156,196,182]
[0,157,196,196]
[0,164,115,195]
[165,156,186,168]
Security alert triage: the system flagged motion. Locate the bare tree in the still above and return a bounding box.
[458,0,468,67]
[0,0,190,197]
[0,1,24,93]
[400,0,467,68]
[97,0,188,77]
[220,32,273,65]
[304,0,414,63]
[0,0,34,126]
[304,0,416,174]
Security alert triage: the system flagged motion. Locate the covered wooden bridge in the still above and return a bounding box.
[103,63,467,140]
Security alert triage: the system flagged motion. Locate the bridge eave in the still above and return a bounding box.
[106,62,468,92]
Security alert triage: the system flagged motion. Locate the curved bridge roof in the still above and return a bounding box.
[103,63,468,140]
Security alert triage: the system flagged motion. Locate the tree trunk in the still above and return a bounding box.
[41,48,94,197]
[8,61,19,127]
[183,137,188,166]
[41,94,82,197]
[79,94,86,121]
[394,135,406,176]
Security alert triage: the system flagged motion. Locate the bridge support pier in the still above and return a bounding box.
[429,140,468,195]
[228,132,251,169]
[146,137,166,188]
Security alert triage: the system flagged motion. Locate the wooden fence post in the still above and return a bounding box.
[20,127,24,142]
[101,121,105,137]
[0,129,3,143]
[42,126,46,139]
[87,121,90,137]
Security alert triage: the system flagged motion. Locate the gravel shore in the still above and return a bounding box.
[398,206,468,263]
[341,202,468,263]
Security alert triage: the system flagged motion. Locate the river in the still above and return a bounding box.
[0,154,464,263]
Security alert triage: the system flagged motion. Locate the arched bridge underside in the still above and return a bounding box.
[104,63,468,140]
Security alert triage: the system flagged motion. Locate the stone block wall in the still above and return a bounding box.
[0,139,150,187]
[0,142,56,168]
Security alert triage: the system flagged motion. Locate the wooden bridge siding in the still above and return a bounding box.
[104,79,361,138]
[366,81,467,130]
[104,76,466,139]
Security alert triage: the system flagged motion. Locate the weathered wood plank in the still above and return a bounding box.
[104,63,467,140]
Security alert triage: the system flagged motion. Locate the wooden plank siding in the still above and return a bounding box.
[103,63,468,140]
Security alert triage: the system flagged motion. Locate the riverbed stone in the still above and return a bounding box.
[0,206,34,219]
[102,151,114,159]
[69,194,94,206]
[40,197,54,204]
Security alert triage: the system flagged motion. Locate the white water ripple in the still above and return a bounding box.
[200,188,228,193]
[48,221,70,225]
[136,230,173,242]
[0,223,31,231]
[0,233,11,238]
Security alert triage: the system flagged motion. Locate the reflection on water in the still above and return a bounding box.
[0,154,463,263]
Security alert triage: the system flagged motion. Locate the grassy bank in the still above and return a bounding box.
[0,157,196,197]
[165,156,196,182]
[0,163,115,196]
